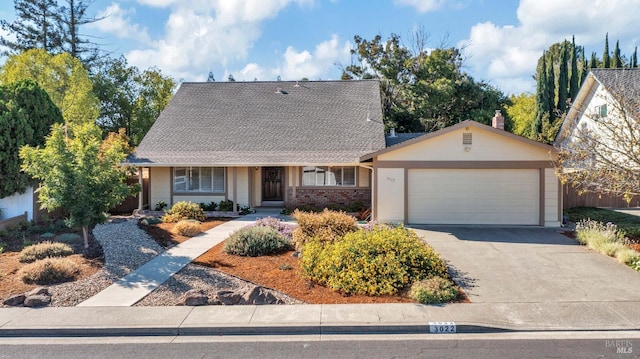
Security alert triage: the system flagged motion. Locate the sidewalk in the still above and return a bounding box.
[78,209,283,307]
[1,301,639,337]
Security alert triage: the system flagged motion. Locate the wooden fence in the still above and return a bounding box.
[563,185,640,209]
[109,176,150,214]
[0,211,28,231]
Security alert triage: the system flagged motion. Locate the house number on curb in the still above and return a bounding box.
[429,322,456,333]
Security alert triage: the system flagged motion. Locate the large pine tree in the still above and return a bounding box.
[569,36,579,102]
[546,52,556,117]
[533,53,549,135]
[58,0,103,65]
[0,0,61,55]
[612,40,623,68]
[602,33,611,68]
[557,42,569,112]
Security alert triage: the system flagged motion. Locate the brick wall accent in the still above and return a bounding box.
[286,188,371,208]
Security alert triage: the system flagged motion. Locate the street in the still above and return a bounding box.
[1,333,639,359]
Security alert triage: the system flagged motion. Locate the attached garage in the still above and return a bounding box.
[407,169,539,225]
[362,119,562,227]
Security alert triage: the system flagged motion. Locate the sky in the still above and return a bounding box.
[1,0,639,95]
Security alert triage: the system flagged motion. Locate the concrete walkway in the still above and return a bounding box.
[78,209,283,307]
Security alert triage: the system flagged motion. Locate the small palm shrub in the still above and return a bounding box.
[19,241,74,263]
[292,209,358,248]
[409,276,458,304]
[18,258,80,284]
[173,220,202,237]
[224,226,292,257]
[162,201,206,223]
[300,225,448,296]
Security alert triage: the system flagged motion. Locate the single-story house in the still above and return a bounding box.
[127,80,561,226]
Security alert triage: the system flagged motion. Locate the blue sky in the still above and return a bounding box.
[1,0,639,94]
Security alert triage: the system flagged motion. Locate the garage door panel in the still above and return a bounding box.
[408,169,538,225]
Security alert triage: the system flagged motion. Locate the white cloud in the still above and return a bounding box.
[88,3,151,44]
[394,0,468,13]
[461,0,640,94]
[227,35,351,81]
[123,0,313,81]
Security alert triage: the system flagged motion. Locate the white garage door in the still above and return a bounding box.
[408,169,539,225]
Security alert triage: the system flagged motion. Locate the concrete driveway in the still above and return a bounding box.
[410,227,640,303]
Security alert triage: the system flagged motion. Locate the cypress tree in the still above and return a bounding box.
[558,41,569,112]
[580,49,588,85]
[533,53,549,135]
[612,40,622,68]
[546,52,556,118]
[632,47,638,68]
[590,52,598,68]
[569,36,579,102]
[602,33,610,68]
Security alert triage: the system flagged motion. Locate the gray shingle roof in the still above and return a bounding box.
[385,133,427,147]
[591,68,640,95]
[127,80,386,166]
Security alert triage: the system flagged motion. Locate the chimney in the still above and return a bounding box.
[492,110,504,130]
[389,128,396,137]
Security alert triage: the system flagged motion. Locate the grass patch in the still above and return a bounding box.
[566,207,640,238]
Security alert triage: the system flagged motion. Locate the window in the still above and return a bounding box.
[302,166,356,187]
[594,104,607,119]
[173,167,225,193]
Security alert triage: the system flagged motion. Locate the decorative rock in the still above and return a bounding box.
[23,294,51,307]
[182,289,208,306]
[242,286,278,305]
[25,287,49,297]
[3,294,26,307]
[216,290,243,305]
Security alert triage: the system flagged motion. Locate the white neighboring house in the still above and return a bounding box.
[0,186,36,221]
[555,68,640,202]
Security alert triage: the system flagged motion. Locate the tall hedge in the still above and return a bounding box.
[0,80,63,198]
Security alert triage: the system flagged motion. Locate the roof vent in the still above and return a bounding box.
[462,132,472,145]
[275,87,287,94]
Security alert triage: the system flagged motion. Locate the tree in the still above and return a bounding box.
[0,0,61,55]
[632,47,638,68]
[602,33,610,68]
[0,79,63,198]
[557,42,569,112]
[92,56,176,146]
[505,93,535,137]
[0,49,99,126]
[590,52,598,68]
[207,71,215,82]
[569,36,579,102]
[227,74,236,82]
[612,40,623,68]
[20,123,138,248]
[533,53,549,135]
[58,0,103,65]
[556,75,640,201]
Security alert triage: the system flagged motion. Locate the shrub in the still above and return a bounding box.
[575,219,640,264]
[56,233,81,243]
[0,242,5,254]
[172,220,202,237]
[224,226,292,256]
[218,199,234,212]
[140,217,163,225]
[162,201,206,223]
[300,225,448,295]
[251,217,295,241]
[40,232,56,239]
[154,200,168,211]
[630,256,640,272]
[199,201,217,211]
[292,209,358,248]
[18,257,80,284]
[346,201,365,212]
[409,276,458,304]
[19,241,74,263]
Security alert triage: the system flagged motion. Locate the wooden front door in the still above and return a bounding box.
[262,167,284,201]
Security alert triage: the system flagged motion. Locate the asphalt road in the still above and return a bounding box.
[0,335,638,359]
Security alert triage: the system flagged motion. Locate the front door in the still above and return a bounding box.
[262,167,284,201]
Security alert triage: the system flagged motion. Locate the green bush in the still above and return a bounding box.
[140,217,163,225]
[40,232,56,239]
[300,225,448,296]
[199,201,217,211]
[630,256,640,272]
[18,257,80,284]
[162,201,206,223]
[0,242,5,254]
[154,200,168,211]
[409,276,458,304]
[173,220,202,237]
[218,199,234,212]
[56,233,81,243]
[19,241,74,263]
[224,226,292,257]
[292,209,358,248]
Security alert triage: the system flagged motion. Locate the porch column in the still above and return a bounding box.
[233,167,238,213]
[138,167,144,211]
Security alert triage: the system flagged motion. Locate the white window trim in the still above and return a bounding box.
[302,166,357,187]
[173,167,226,193]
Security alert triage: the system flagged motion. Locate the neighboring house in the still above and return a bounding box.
[127,80,562,226]
[0,187,37,222]
[555,68,640,207]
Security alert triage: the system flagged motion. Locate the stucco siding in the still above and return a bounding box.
[150,167,171,209]
[379,127,552,162]
[376,168,405,223]
[236,167,250,206]
[358,167,370,187]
